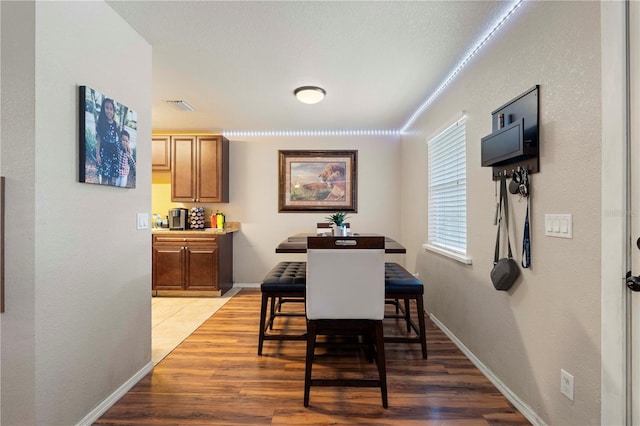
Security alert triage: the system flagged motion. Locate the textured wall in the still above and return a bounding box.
[183,134,404,284]
[400,2,601,425]
[1,2,152,424]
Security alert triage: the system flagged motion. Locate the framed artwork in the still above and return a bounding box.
[79,86,137,188]
[278,150,357,213]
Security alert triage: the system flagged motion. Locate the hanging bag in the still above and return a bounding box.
[490,174,520,291]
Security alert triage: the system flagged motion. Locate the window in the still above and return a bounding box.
[424,116,472,264]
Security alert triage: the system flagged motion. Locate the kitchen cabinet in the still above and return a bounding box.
[170,135,229,203]
[152,232,233,296]
[151,136,171,170]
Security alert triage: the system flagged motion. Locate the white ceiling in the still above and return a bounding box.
[107,0,520,134]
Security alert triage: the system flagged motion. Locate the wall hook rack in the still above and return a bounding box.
[481,85,540,181]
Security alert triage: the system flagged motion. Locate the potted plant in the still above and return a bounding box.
[326,212,350,237]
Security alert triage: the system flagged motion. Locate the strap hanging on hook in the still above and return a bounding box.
[519,168,529,198]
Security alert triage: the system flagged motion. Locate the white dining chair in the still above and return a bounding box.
[304,235,388,408]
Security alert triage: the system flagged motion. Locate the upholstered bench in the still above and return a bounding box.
[258,261,307,355]
[384,262,428,359]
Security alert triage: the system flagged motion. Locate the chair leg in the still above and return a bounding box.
[404,298,411,332]
[416,296,428,359]
[258,292,269,355]
[373,320,388,409]
[304,320,316,407]
[269,296,276,330]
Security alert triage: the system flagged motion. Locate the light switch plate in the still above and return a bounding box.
[137,213,149,230]
[545,214,572,238]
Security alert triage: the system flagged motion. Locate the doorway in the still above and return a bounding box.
[601,1,639,424]
[629,1,639,422]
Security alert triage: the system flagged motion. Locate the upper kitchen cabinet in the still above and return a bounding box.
[170,135,229,203]
[151,136,171,170]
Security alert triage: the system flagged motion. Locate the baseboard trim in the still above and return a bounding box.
[234,282,260,288]
[429,314,546,426]
[76,361,154,426]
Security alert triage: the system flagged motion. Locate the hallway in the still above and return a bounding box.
[98,289,529,425]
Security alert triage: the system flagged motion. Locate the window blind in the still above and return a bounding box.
[428,117,467,254]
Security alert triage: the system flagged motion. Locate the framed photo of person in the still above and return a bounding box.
[78,86,137,188]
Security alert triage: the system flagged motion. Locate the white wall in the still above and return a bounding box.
[0,2,3,422]
[202,134,404,284]
[1,2,36,423]
[400,2,601,425]
[1,2,152,424]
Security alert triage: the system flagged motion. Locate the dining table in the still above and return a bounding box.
[275,233,407,254]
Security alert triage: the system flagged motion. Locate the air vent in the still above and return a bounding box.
[166,100,196,111]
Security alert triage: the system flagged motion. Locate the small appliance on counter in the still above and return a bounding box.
[168,208,189,230]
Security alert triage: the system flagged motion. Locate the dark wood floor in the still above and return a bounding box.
[96,289,530,425]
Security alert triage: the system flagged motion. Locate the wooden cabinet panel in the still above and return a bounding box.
[197,136,223,202]
[171,136,197,202]
[169,135,228,203]
[151,136,171,170]
[184,243,218,290]
[152,243,184,290]
[152,233,232,296]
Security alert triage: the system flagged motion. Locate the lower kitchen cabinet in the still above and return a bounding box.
[152,232,233,296]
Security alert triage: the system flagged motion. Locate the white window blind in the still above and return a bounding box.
[427,117,467,256]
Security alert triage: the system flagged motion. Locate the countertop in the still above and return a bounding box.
[152,221,240,235]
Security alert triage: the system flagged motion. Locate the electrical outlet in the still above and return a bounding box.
[560,369,574,401]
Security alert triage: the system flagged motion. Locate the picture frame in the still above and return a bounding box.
[278,150,357,213]
[79,86,137,188]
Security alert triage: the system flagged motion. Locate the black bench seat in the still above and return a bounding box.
[384,262,427,358]
[258,262,307,355]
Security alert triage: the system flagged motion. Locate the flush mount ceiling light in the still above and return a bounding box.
[294,86,326,104]
[166,100,196,111]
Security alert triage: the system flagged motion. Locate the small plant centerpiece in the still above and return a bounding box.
[326,212,350,237]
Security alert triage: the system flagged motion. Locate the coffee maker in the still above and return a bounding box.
[168,208,188,230]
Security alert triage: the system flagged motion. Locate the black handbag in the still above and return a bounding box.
[491,174,520,291]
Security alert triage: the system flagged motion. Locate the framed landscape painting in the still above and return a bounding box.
[278,150,357,213]
[79,86,137,188]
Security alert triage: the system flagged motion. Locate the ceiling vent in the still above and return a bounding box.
[166,100,196,111]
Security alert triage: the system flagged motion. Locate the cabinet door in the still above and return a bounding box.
[152,136,171,170]
[152,243,184,290]
[184,240,219,290]
[171,136,197,202]
[196,136,228,203]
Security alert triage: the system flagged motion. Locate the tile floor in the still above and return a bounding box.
[151,287,242,365]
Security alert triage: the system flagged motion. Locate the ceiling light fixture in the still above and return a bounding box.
[166,100,196,111]
[294,86,326,104]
